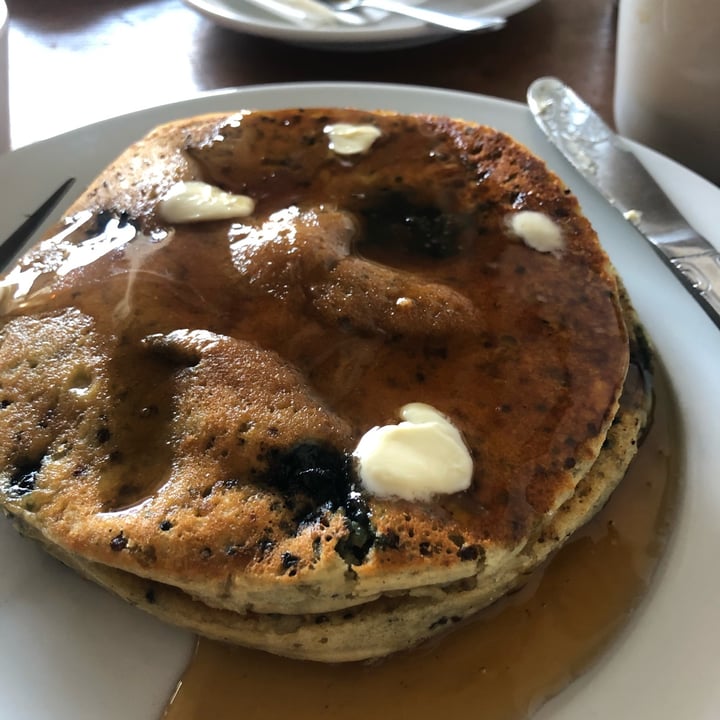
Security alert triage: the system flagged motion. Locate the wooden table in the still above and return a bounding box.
[6,0,618,149]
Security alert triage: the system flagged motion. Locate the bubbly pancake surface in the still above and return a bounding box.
[0,108,640,658]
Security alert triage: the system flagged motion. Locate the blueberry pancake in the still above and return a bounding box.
[0,108,652,661]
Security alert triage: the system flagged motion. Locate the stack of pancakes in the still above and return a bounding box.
[0,108,652,662]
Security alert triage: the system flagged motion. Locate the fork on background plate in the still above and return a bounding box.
[321,0,506,31]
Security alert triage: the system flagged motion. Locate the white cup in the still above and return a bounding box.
[614,0,720,186]
[0,0,8,154]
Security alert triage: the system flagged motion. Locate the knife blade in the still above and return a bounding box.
[0,178,75,273]
[527,76,720,330]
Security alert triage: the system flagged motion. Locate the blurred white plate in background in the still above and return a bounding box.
[182,0,540,49]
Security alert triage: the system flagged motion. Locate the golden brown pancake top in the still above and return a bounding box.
[0,109,629,612]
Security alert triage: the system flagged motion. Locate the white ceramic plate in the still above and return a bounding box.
[182,0,540,50]
[0,82,718,720]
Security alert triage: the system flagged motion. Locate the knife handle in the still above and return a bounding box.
[670,251,720,327]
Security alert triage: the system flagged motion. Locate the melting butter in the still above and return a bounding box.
[508,211,564,254]
[0,211,137,311]
[353,403,473,501]
[324,124,382,155]
[158,181,255,224]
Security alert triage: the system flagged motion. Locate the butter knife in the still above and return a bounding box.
[527,76,720,329]
[0,178,75,272]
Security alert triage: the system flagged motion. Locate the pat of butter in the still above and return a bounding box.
[623,208,643,226]
[324,123,382,155]
[353,403,473,501]
[158,181,255,223]
[508,211,564,254]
